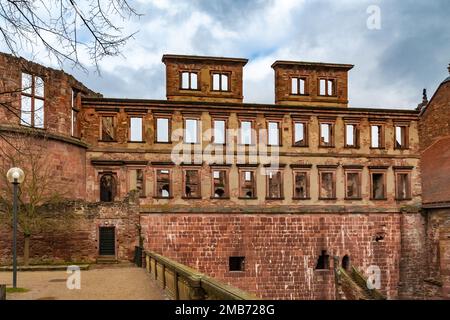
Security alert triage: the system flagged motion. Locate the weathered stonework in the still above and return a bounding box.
[1,52,450,300]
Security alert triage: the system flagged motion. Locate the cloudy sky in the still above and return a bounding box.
[5,0,450,109]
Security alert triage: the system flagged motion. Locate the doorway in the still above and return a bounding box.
[99,226,116,256]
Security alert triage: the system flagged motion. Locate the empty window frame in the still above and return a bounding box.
[212,119,226,144]
[319,79,335,96]
[293,120,308,147]
[184,118,199,144]
[267,121,281,146]
[315,250,330,270]
[100,173,117,202]
[293,170,310,199]
[345,123,359,148]
[100,116,116,141]
[180,71,198,90]
[266,170,283,199]
[212,72,229,91]
[345,169,362,199]
[71,89,79,137]
[395,125,409,149]
[183,169,201,198]
[211,168,229,199]
[155,117,171,143]
[229,256,245,272]
[129,168,145,197]
[240,120,254,145]
[319,122,334,147]
[291,77,306,95]
[21,73,45,128]
[370,124,385,148]
[319,169,336,199]
[370,170,387,200]
[395,170,412,200]
[129,117,143,142]
[155,169,171,198]
[239,169,257,199]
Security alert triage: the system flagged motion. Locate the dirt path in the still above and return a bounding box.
[0,264,168,300]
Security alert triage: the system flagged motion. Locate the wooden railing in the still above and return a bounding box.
[144,251,258,300]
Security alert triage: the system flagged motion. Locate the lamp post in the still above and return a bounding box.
[6,167,25,289]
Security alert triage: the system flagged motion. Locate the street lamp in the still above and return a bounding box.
[6,167,25,289]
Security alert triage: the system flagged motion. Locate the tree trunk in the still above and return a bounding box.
[23,235,30,266]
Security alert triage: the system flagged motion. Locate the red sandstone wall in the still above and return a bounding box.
[0,197,140,265]
[141,213,402,300]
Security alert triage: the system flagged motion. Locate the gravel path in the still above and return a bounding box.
[0,264,168,300]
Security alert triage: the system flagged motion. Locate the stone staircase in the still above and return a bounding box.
[335,264,386,300]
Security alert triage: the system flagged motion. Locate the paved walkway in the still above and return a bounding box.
[0,264,168,300]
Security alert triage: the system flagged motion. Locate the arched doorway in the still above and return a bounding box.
[100,174,116,202]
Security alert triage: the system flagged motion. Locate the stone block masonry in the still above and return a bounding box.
[141,212,403,300]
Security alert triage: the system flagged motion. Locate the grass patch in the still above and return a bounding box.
[6,287,29,293]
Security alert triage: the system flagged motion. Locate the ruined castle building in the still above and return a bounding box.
[0,51,449,299]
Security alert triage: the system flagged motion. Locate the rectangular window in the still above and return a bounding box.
[213,119,226,144]
[156,169,171,198]
[184,119,199,144]
[212,169,229,198]
[345,124,358,147]
[293,121,307,147]
[101,116,115,141]
[320,123,334,147]
[395,171,411,200]
[71,89,79,137]
[293,171,309,199]
[129,168,145,197]
[266,170,283,199]
[129,117,143,142]
[268,121,280,146]
[345,170,361,199]
[371,172,386,200]
[371,125,384,148]
[181,71,198,90]
[156,117,170,143]
[319,170,336,199]
[395,125,408,149]
[183,169,201,198]
[212,73,229,91]
[319,79,335,96]
[239,170,256,199]
[229,256,245,272]
[71,109,78,137]
[240,120,253,145]
[21,73,45,128]
[291,77,306,95]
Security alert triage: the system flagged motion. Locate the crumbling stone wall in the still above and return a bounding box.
[0,193,140,265]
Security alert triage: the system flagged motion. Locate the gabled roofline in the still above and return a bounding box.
[271,60,354,70]
[162,54,248,65]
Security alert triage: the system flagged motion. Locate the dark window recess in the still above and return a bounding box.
[229,256,245,271]
[294,172,308,198]
[101,116,115,141]
[213,170,228,198]
[156,170,171,198]
[342,255,350,270]
[372,173,385,199]
[99,227,115,256]
[185,170,200,198]
[346,172,360,198]
[240,171,256,198]
[267,171,282,198]
[100,174,116,202]
[320,172,334,199]
[315,250,330,270]
[136,169,145,197]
